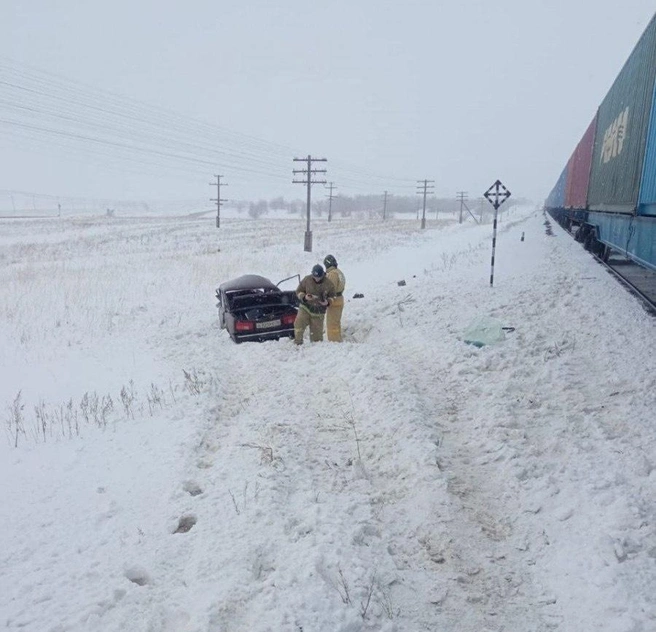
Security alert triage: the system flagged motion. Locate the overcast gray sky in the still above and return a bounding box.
[1,0,655,206]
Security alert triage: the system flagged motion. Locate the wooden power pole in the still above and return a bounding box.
[457,191,468,224]
[416,179,435,229]
[326,182,337,222]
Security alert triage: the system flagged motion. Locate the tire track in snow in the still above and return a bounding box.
[378,332,558,632]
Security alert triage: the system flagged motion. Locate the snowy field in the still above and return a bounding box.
[1,208,655,632]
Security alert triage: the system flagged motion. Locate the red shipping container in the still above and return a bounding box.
[565,114,597,209]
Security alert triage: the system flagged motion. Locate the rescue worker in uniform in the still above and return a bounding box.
[294,264,336,345]
[323,254,346,342]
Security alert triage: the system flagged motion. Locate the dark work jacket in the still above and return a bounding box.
[296,275,336,315]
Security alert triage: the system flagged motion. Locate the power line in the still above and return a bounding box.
[0,57,419,196]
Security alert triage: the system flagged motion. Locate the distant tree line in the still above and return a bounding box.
[230,193,528,219]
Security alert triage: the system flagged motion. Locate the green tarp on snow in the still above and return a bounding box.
[462,316,507,348]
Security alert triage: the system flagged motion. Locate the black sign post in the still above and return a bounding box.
[484,179,511,287]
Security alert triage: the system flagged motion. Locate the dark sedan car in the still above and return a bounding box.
[215,274,299,343]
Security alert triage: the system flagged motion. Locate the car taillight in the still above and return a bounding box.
[235,320,255,332]
[281,314,296,326]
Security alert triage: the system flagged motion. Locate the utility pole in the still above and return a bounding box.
[382,190,388,220]
[457,191,468,224]
[326,182,337,222]
[459,194,479,224]
[293,155,327,252]
[210,175,228,228]
[416,179,435,229]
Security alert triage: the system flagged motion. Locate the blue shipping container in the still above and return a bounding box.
[638,81,656,215]
[546,165,568,208]
[588,212,656,270]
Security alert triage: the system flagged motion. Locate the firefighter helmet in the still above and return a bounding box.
[324,254,338,269]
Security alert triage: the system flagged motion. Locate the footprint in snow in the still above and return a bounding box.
[124,565,151,586]
[183,481,203,496]
[173,514,197,534]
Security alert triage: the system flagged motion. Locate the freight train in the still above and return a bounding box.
[545,13,656,272]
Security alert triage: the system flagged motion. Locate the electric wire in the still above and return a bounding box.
[0,56,422,197]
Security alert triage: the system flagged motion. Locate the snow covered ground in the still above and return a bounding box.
[1,207,654,632]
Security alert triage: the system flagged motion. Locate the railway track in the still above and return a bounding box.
[597,255,656,314]
[545,214,656,314]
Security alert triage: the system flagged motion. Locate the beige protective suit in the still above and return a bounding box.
[325,265,346,342]
[294,275,336,344]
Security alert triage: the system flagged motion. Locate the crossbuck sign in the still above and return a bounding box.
[484,179,511,287]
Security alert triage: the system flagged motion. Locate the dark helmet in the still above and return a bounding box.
[324,254,337,269]
[311,264,325,279]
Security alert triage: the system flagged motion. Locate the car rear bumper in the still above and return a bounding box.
[233,327,295,343]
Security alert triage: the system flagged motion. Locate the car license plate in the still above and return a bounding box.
[256,319,281,330]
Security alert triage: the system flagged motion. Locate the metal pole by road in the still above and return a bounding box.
[490,206,499,286]
[483,180,511,287]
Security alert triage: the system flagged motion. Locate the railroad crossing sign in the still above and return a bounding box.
[484,179,512,287]
[484,179,511,210]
